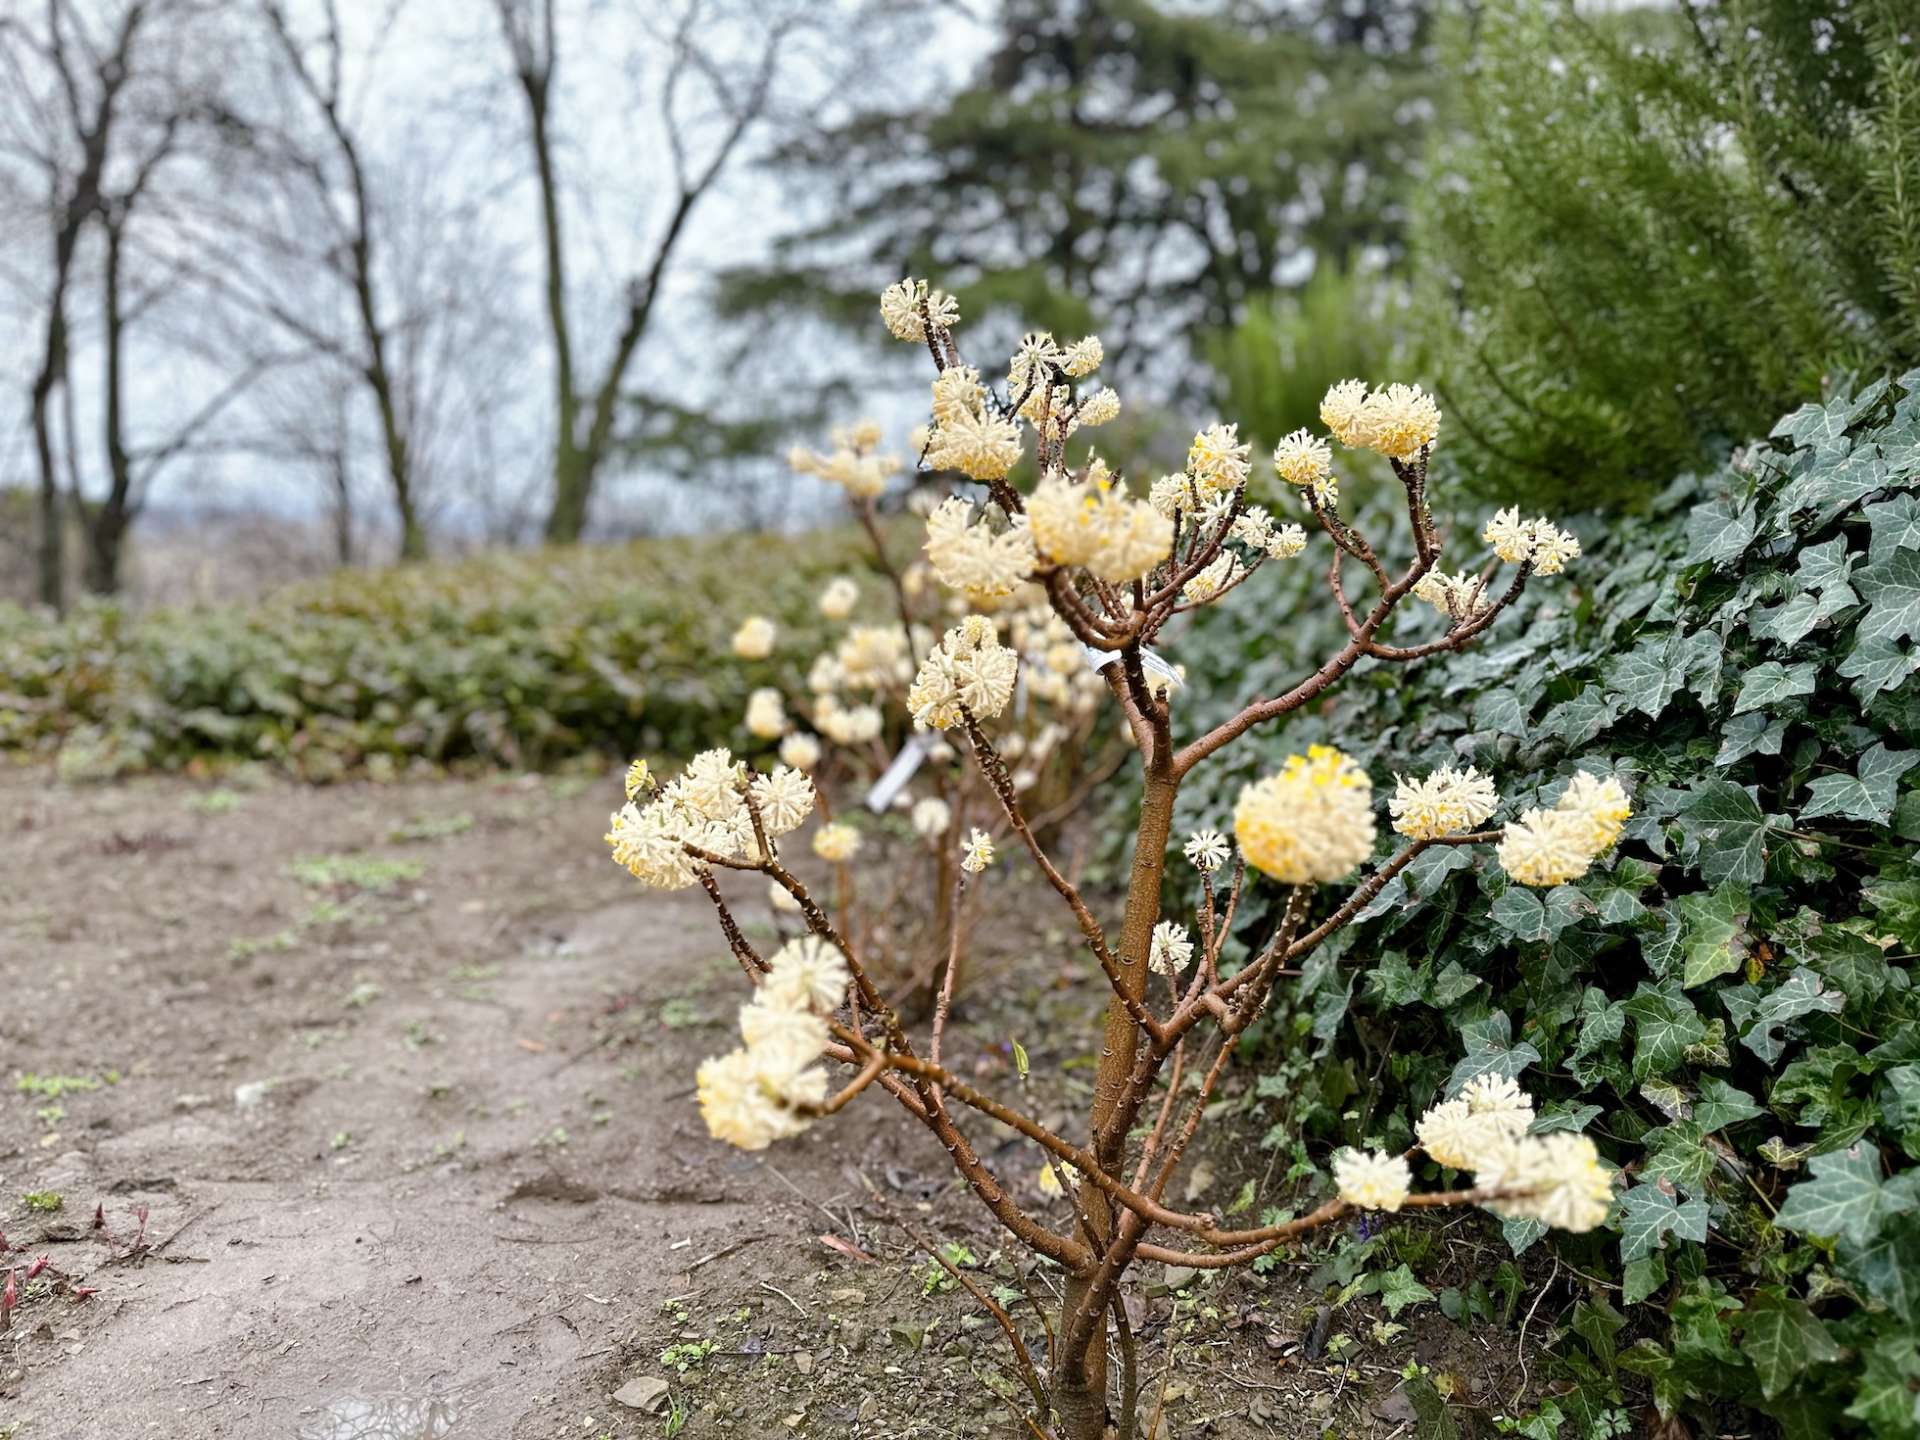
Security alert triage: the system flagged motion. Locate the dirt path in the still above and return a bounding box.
[1,766,1530,1439]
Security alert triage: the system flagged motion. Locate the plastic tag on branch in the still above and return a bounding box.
[864,732,937,813]
[1078,643,1183,692]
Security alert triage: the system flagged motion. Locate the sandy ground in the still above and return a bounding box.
[0,766,1542,1439]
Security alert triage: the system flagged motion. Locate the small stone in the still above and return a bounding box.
[794,1352,814,1376]
[611,1376,671,1415]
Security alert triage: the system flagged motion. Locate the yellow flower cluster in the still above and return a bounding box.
[1271,427,1334,498]
[1188,422,1251,496]
[606,749,815,890]
[1477,1132,1615,1233]
[1027,465,1173,583]
[923,496,1038,601]
[1389,764,1499,840]
[788,422,899,500]
[880,278,960,343]
[1333,1148,1411,1212]
[1232,744,1377,886]
[745,687,787,740]
[907,617,1019,730]
[1319,379,1441,461]
[926,405,1024,482]
[1496,773,1632,887]
[1410,569,1489,622]
[960,827,995,875]
[731,615,775,659]
[1483,508,1581,575]
[818,576,859,620]
[696,936,848,1150]
[812,821,862,863]
[1416,1073,1537,1170]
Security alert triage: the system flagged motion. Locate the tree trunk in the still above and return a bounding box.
[1048,1361,1110,1440]
[31,372,64,611]
[545,439,594,543]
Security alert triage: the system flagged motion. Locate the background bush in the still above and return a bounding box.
[1145,375,1920,1435]
[1412,0,1920,509]
[0,527,878,780]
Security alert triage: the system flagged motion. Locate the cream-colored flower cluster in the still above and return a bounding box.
[1333,1148,1411,1211]
[961,828,995,875]
[1482,508,1580,576]
[818,576,859,620]
[1148,919,1194,976]
[911,796,952,840]
[1416,1073,1536,1170]
[606,749,815,890]
[924,496,1037,601]
[880,278,960,343]
[746,687,787,740]
[812,821,862,863]
[1027,462,1173,583]
[925,398,1025,482]
[813,694,883,748]
[1410,569,1489,622]
[1232,744,1377,885]
[732,615,775,659]
[789,421,900,501]
[1497,772,1632,887]
[908,616,1019,730]
[1180,552,1239,605]
[696,936,849,1150]
[1004,331,1120,440]
[1389,764,1499,840]
[1272,427,1336,503]
[1183,829,1230,873]
[1230,506,1308,560]
[1319,379,1441,461]
[1188,423,1251,497]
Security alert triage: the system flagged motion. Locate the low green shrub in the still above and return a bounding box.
[1162,376,1920,1432]
[0,527,876,779]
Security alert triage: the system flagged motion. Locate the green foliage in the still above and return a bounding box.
[725,0,1434,382]
[1164,374,1920,1432]
[0,527,876,779]
[1413,0,1920,508]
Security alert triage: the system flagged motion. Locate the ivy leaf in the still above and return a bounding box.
[1642,1121,1714,1193]
[1799,743,1919,825]
[1540,686,1614,746]
[1796,535,1860,593]
[1865,491,1920,565]
[1694,1078,1765,1133]
[1471,686,1530,736]
[1490,886,1547,940]
[1774,1143,1904,1247]
[1845,1336,1920,1433]
[1837,635,1918,700]
[1624,981,1707,1080]
[1845,1214,1920,1323]
[1855,546,1920,645]
[1733,660,1817,713]
[1728,969,1847,1064]
[1446,1011,1541,1094]
[1618,1182,1709,1262]
[1680,781,1769,888]
[1686,493,1758,568]
[1375,1264,1435,1317]
[1605,636,1684,718]
[1621,1253,1668,1306]
[1740,1292,1841,1401]
[1676,886,1751,988]
[1715,711,1789,768]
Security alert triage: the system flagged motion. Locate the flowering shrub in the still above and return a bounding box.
[605,277,1635,1438]
[1161,374,1920,1435]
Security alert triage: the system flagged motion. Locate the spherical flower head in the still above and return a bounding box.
[924,497,1037,601]
[1483,507,1533,565]
[911,796,952,840]
[1460,1073,1536,1127]
[1412,569,1487,622]
[1389,764,1499,840]
[1557,772,1631,854]
[1072,388,1121,429]
[606,800,700,890]
[1358,383,1440,460]
[1027,471,1172,583]
[1272,428,1333,489]
[1333,1148,1410,1212]
[1061,335,1104,378]
[1187,422,1251,497]
[677,748,748,822]
[1181,552,1239,606]
[1478,1133,1615,1233]
[740,997,831,1073]
[812,822,862,864]
[732,615,776,660]
[821,702,882,747]
[1148,920,1194,976]
[1183,829,1230,874]
[908,620,1018,730]
[1415,1099,1480,1170]
[1233,745,1377,886]
[1531,522,1580,576]
[835,625,909,691]
[844,419,884,451]
[880,277,958,342]
[1149,473,1200,520]
[696,1049,789,1150]
[960,827,995,875]
[1496,808,1599,887]
[623,758,652,800]
[1007,331,1064,397]
[759,935,850,1015]
[1320,379,1372,448]
[931,366,985,427]
[745,687,787,740]
[779,733,822,771]
[748,764,815,835]
[925,406,1024,482]
[818,576,859,620]
[1267,523,1308,559]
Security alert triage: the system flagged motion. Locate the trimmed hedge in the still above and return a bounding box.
[0,527,874,780]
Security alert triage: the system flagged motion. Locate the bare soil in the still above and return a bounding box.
[0,765,1547,1439]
